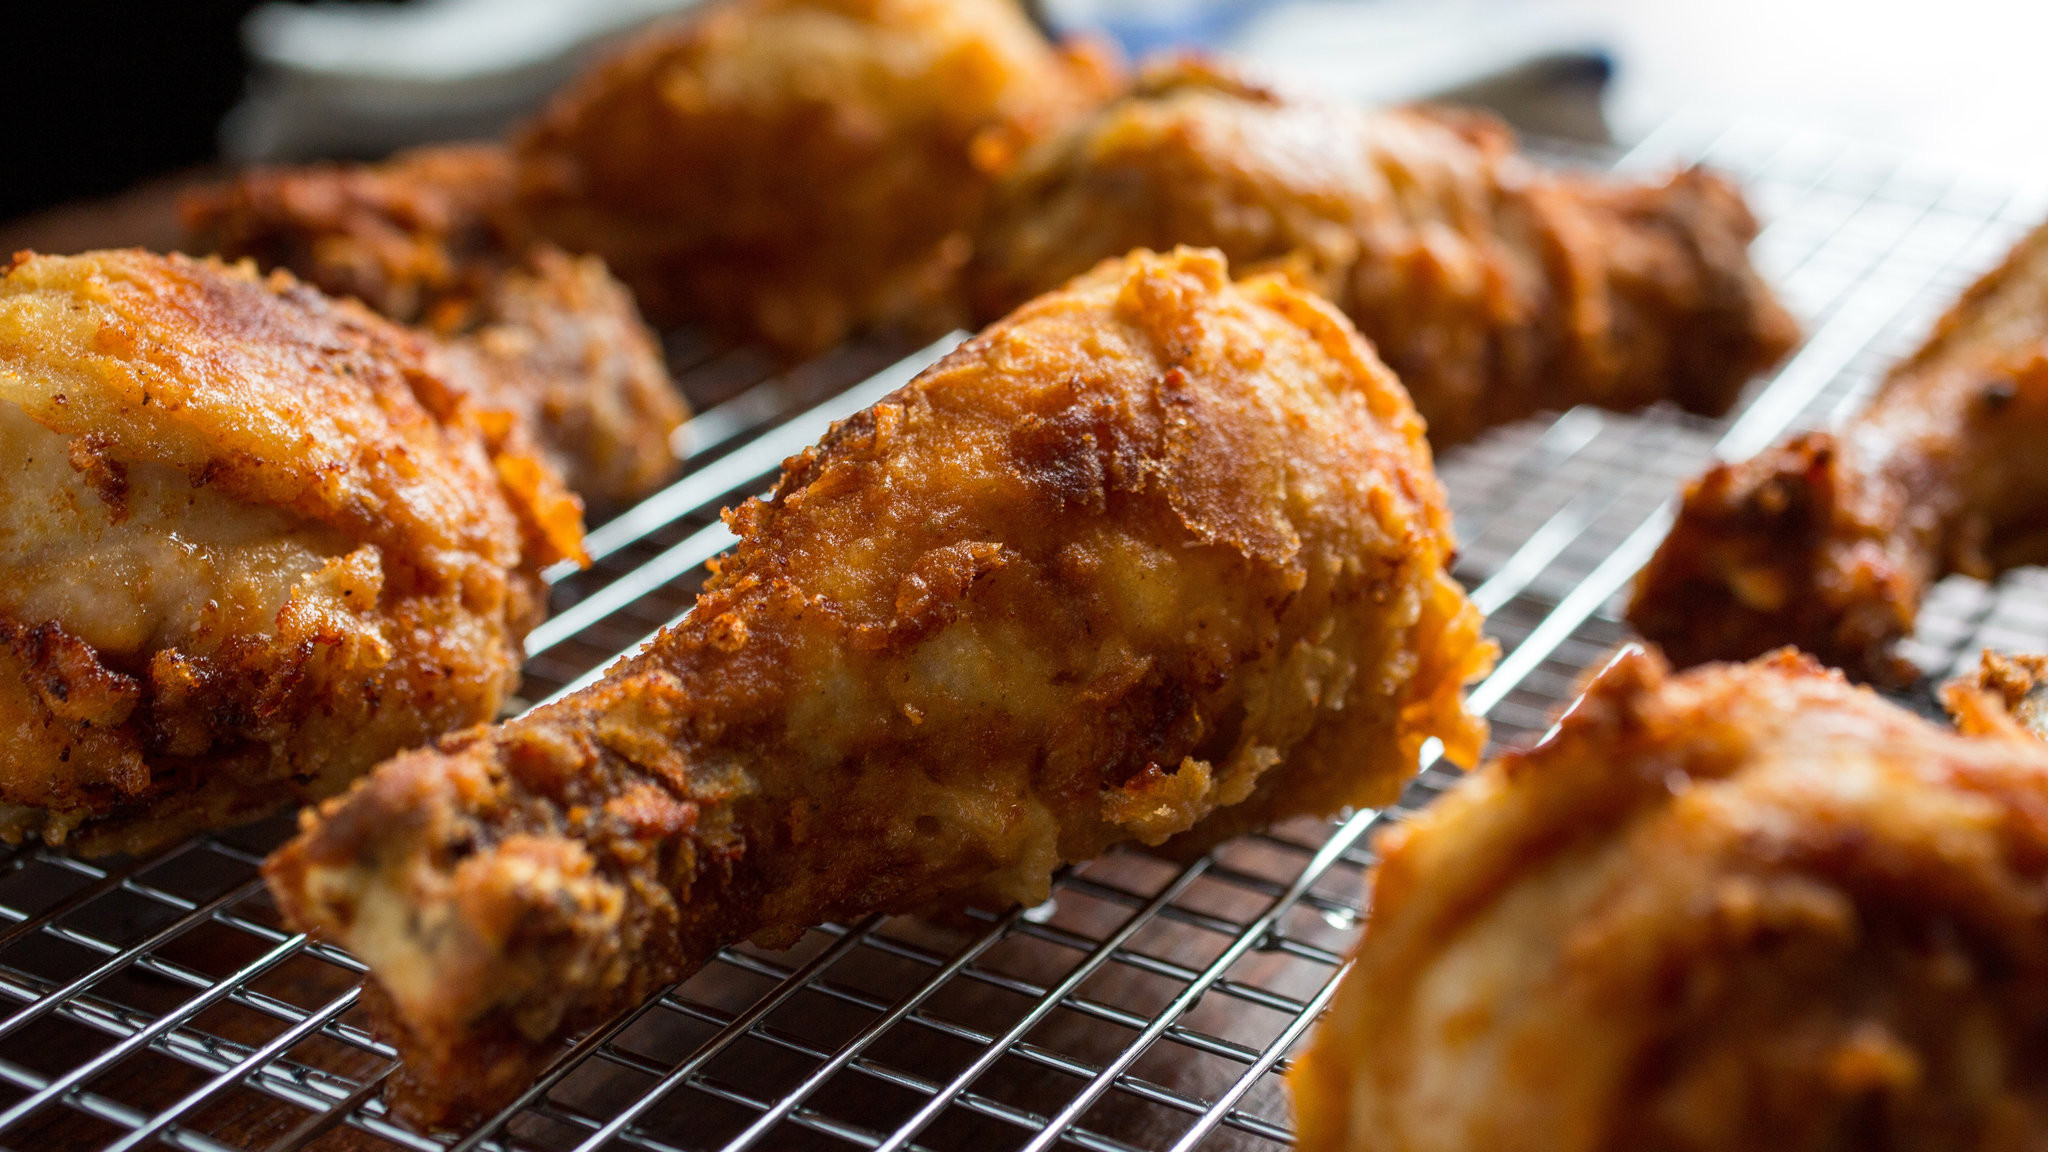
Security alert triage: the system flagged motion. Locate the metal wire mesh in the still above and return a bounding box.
[2,111,2045,1152]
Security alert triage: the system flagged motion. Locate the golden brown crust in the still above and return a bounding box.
[967,60,1799,446]
[432,245,688,505]
[1631,219,2048,683]
[183,145,688,504]
[0,249,582,854]
[1293,645,2048,1152]
[265,247,1492,1125]
[1944,649,2048,741]
[181,144,519,328]
[510,0,1123,355]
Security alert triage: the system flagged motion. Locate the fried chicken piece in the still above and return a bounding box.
[1293,645,2048,1152]
[0,250,583,856]
[510,0,1122,355]
[968,62,1800,447]
[1631,218,2048,684]
[184,144,688,504]
[265,247,1493,1125]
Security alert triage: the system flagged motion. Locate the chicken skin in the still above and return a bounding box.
[184,144,688,504]
[1632,218,2048,684]
[968,62,1800,446]
[1292,645,2048,1152]
[0,250,583,856]
[264,247,1493,1125]
[510,0,1121,355]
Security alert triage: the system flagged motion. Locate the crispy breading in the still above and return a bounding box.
[182,144,516,327]
[969,62,1800,446]
[510,0,1122,354]
[433,244,687,505]
[1631,217,2048,683]
[1293,645,2048,1152]
[0,249,582,855]
[1944,649,2048,741]
[183,145,688,504]
[265,248,1493,1125]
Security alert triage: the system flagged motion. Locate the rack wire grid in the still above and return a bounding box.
[4,108,2048,1152]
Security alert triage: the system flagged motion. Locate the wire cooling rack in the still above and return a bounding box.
[3,111,2047,1152]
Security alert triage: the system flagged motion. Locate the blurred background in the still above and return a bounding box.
[4,0,2045,245]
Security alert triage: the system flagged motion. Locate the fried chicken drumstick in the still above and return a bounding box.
[1293,645,2048,1152]
[510,0,1121,354]
[968,63,1800,446]
[184,144,688,504]
[266,248,1493,1125]
[1632,219,2048,683]
[0,250,582,855]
